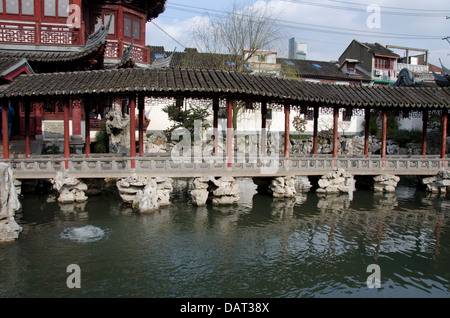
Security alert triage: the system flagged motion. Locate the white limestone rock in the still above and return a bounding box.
[0,163,22,242]
[373,175,400,193]
[317,169,355,195]
[51,172,88,204]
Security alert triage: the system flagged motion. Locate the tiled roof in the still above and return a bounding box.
[1,68,449,109]
[277,58,372,82]
[363,43,400,58]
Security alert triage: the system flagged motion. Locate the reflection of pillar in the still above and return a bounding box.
[24,101,31,158]
[138,95,144,156]
[284,101,290,159]
[129,94,136,169]
[313,106,318,157]
[333,106,339,158]
[441,108,447,160]
[213,97,219,157]
[2,104,9,159]
[84,99,90,158]
[63,99,70,169]
[381,109,388,159]
[364,109,370,158]
[422,109,428,158]
[226,96,233,168]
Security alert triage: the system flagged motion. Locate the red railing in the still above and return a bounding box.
[105,41,150,64]
[0,21,82,45]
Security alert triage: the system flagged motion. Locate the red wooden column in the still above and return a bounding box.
[313,106,319,157]
[364,109,371,158]
[332,106,339,158]
[24,100,31,158]
[63,99,70,169]
[84,99,91,158]
[261,100,267,155]
[226,96,233,168]
[129,94,137,169]
[422,109,428,158]
[71,99,82,136]
[284,101,290,159]
[138,95,145,156]
[34,102,43,137]
[2,104,9,159]
[213,97,219,157]
[381,109,388,159]
[441,108,448,160]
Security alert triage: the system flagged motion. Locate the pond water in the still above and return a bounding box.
[1,178,449,298]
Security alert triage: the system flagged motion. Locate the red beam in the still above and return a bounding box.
[24,101,31,158]
[333,106,339,158]
[2,104,9,159]
[364,109,370,158]
[284,101,290,158]
[138,96,144,156]
[84,100,90,158]
[63,100,70,169]
[313,106,318,157]
[213,97,219,157]
[261,100,267,155]
[129,94,136,169]
[422,109,428,158]
[381,109,388,159]
[441,108,448,160]
[226,96,233,168]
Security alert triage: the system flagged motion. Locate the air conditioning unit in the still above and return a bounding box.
[374,70,382,76]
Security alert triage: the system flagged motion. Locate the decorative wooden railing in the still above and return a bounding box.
[105,40,150,64]
[0,21,82,45]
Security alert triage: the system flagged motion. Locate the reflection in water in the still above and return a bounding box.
[0,179,449,298]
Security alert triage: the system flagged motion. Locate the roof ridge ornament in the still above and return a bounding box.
[84,14,113,50]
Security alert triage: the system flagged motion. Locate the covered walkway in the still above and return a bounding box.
[1,67,450,175]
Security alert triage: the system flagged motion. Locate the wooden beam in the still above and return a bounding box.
[24,101,31,158]
[441,108,448,160]
[364,109,370,158]
[284,101,290,159]
[261,100,267,155]
[63,99,70,169]
[84,99,91,158]
[422,109,428,158]
[138,95,145,156]
[381,109,388,159]
[129,94,136,169]
[2,103,9,159]
[333,106,339,158]
[213,97,219,157]
[226,96,233,168]
[313,106,319,157]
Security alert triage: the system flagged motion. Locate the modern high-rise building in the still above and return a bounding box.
[288,38,307,60]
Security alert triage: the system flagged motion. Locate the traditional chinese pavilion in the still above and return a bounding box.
[0,0,166,140]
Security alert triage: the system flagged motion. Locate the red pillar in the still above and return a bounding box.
[34,102,43,137]
[24,101,31,158]
[71,99,82,136]
[284,101,290,158]
[2,104,9,159]
[213,97,219,157]
[313,106,318,157]
[364,109,370,158]
[226,96,233,168]
[138,95,144,156]
[84,99,90,158]
[441,108,448,160]
[333,106,339,158]
[63,99,70,169]
[129,94,136,169]
[381,109,388,159]
[422,109,428,158]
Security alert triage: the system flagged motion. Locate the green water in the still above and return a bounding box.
[1,178,449,298]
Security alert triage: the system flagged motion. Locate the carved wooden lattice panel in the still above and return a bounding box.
[0,24,35,43]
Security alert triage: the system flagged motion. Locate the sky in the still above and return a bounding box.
[145,0,450,66]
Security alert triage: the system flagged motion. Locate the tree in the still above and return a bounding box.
[162,104,211,137]
[192,1,282,131]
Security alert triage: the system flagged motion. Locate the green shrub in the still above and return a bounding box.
[391,129,422,147]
